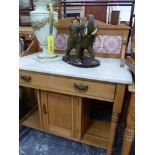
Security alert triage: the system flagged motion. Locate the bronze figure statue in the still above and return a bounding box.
[64,17,83,63]
[62,15,100,68]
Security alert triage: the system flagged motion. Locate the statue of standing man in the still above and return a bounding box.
[65,17,83,64]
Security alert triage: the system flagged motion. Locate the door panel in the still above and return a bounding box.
[47,92,72,129]
[41,90,82,139]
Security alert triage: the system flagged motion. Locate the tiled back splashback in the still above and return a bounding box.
[54,33,122,54]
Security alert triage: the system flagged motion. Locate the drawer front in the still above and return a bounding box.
[20,70,116,101]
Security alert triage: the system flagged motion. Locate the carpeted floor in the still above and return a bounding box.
[19,124,134,155]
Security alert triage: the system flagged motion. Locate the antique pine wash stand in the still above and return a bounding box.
[19,18,132,155]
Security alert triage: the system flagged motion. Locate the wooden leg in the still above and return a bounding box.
[106,84,126,155]
[121,93,135,155]
[120,89,131,132]
[36,89,43,130]
[106,112,119,155]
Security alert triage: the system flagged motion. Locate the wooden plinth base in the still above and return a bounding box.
[62,55,100,68]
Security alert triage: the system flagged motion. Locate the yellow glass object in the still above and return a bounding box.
[47,35,54,53]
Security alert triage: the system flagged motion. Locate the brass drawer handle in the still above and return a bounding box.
[20,75,31,82]
[43,104,48,114]
[74,83,88,93]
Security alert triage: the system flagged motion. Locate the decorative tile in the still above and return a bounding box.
[93,35,122,54]
[54,34,68,50]
[102,35,122,54]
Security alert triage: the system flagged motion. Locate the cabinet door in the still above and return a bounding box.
[41,91,81,139]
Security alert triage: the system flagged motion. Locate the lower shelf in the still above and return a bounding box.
[82,119,111,148]
[22,110,41,130]
[20,110,110,148]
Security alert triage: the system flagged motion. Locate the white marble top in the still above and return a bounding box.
[19,53,132,84]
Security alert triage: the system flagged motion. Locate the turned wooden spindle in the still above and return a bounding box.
[106,84,126,155]
[106,113,119,155]
[121,90,135,155]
